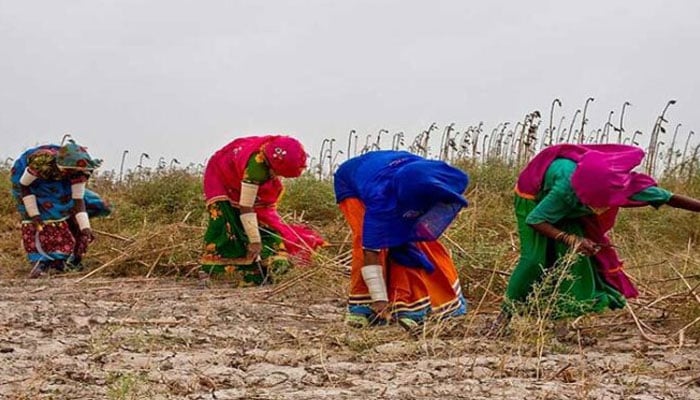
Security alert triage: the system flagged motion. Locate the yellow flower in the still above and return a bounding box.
[255,152,265,163]
[209,207,222,220]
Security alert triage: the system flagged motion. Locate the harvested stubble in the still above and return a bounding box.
[1,164,700,347]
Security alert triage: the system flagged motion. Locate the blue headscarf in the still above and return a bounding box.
[334,151,468,272]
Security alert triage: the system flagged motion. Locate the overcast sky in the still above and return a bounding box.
[1,0,699,172]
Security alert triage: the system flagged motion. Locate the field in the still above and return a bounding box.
[2,161,700,399]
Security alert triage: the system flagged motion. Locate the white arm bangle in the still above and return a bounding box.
[239,182,259,208]
[75,211,90,230]
[19,168,38,186]
[240,212,262,243]
[71,182,86,199]
[361,264,389,302]
[22,195,40,217]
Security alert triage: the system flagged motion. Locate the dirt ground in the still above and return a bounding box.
[1,276,700,400]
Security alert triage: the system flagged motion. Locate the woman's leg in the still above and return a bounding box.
[503,196,625,319]
[504,196,552,312]
[340,198,466,327]
[22,220,76,277]
[200,201,249,276]
[338,198,386,325]
[201,201,291,286]
[390,240,467,324]
[553,219,626,316]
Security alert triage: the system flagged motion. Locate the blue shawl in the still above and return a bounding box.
[11,145,111,222]
[334,151,468,272]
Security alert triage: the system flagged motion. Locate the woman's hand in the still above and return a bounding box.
[563,234,599,256]
[531,222,600,256]
[80,228,95,244]
[576,237,600,256]
[247,242,263,260]
[370,300,391,321]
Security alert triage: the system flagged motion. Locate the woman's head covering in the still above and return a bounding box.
[336,151,468,248]
[262,136,307,178]
[56,140,102,170]
[517,144,656,208]
[394,159,469,218]
[334,151,469,271]
[571,145,653,208]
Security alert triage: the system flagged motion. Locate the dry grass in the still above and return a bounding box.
[2,162,700,398]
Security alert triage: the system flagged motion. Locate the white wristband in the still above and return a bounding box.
[361,264,389,302]
[239,182,259,208]
[240,212,261,243]
[22,195,40,217]
[19,168,37,186]
[71,182,86,199]
[75,211,90,230]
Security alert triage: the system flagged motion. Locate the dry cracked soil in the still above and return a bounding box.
[1,276,700,400]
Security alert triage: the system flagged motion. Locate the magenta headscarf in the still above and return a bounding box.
[517,144,657,208]
[262,136,307,178]
[203,135,307,203]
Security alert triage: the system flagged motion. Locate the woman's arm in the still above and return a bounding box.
[361,249,390,319]
[70,179,95,242]
[529,221,599,256]
[666,194,700,212]
[239,183,262,259]
[239,151,271,259]
[18,168,42,228]
[363,249,381,265]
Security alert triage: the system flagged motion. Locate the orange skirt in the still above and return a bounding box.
[339,198,466,322]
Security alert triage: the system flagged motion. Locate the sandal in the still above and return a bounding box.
[344,313,370,328]
[398,317,423,337]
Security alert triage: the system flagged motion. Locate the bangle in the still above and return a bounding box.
[19,169,37,186]
[240,212,262,243]
[554,232,566,241]
[75,211,90,230]
[239,182,259,208]
[361,264,389,302]
[563,234,579,246]
[22,195,40,217]
[71,182,86,199]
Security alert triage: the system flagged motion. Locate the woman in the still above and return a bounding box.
[334,150,469,329]
[11,140,111,278]
[502,144,700,321]
[200,135,324,286]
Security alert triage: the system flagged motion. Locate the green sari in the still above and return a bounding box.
[505,159,671,318]
[200,151,290,286]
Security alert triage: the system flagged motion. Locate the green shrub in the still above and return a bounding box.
[279,176,339,223]
[0,167,16,217]
[119,170,204,225]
